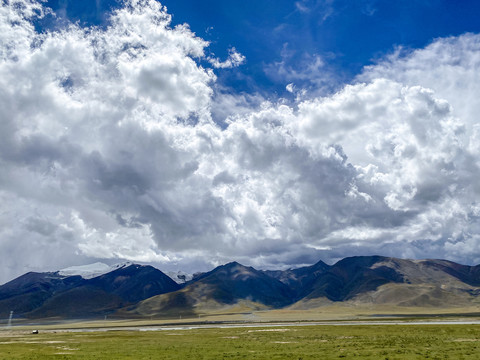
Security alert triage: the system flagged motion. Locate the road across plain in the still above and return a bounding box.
[26,319,480,333]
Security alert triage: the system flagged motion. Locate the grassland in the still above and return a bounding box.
[1,323,480,359]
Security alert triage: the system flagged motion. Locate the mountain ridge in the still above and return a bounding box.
[2,256,480,319]
[0,264,180,319]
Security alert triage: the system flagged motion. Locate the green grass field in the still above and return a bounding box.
[1,324,480,359]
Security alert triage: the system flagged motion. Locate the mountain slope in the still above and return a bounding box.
[127,262,295,317]
[86,264,180,303]
[264,259,330,299]
[292,256,480,308]
[0,272,85,318]
[0,264,181,319]
[2,256,480,319]
[301,256,404,301]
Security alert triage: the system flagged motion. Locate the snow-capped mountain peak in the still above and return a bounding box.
[58,262,134,279]
[166,271,193,284]
[58,261,192,283]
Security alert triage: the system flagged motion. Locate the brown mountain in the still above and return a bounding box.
[263,259,330,299]
[2,256,480,319]
[0,272,85,318]
[127,262,295,317]
[291,256,480,308]
[0,264,180,319]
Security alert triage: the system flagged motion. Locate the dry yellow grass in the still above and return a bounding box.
[3,303,480,333]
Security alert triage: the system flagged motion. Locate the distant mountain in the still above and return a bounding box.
[57,262,135,279]
[126,262,295,317]
[2,256,480,319]
[290,256,480,308]
[86,264,180,303]
[0,272,85,318]
[295,256,404,302]
[166,271,194,284]
[0,263,180,319]
[263,259,330,299]
[192,262,295,306]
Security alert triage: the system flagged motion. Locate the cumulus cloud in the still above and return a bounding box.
[2,1,480,283]
[208,47,245,69]
[0,0,218,281]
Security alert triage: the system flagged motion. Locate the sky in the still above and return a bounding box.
[2,0,480,284]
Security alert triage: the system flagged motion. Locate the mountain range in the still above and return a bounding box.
[1,256,480,319]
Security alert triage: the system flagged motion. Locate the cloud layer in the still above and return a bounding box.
[2,0,480,282]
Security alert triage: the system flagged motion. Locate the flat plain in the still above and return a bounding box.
[1,322,480,359]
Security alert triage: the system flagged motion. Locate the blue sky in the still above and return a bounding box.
[2,0,480,282]
[41,0,480,96]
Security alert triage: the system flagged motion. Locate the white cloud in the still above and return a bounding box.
[293,79,467,212]
[208,47,245,69]
[0,0,219,282]
[286,83,295,93]
[2,1,480,283]
[293,0,335,22]
[264,49,341,96]
[359,34,480,140]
